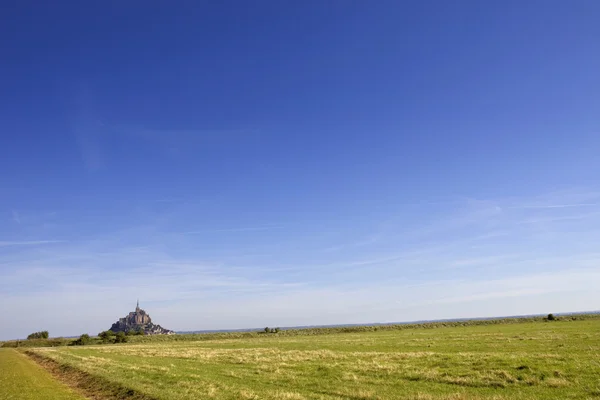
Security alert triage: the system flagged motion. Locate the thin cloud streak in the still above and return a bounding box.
[0,240,65,247]
[510,203,598,209]
[11,210,21,224]
[516,211,600,225]
[184,226,283,234]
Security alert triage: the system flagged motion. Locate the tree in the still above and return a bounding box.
[264,327,270,333]
[27,331,49,340]
[274,327,280,333]
[547,313,556,321]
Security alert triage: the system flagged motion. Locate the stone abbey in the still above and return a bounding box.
[108,300,174,335]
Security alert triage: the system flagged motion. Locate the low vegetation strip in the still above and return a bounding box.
[0,348,83,400]
[26,350,161,400]
[24,350,159,400]
[29,320,600,399]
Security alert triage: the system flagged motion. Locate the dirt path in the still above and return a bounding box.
[0,348,85,400]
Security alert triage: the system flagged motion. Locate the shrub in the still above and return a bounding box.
[98,330,116,343]
[114,331,128,343]
[264,327,270,333]
[547,313,556,321]
[126,328,145,336]
[72,334,91,346]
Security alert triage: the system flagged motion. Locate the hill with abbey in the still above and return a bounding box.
[109,301,174,335]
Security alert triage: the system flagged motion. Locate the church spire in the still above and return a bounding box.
[136,299,140,311]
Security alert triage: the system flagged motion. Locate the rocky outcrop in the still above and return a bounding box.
[109,301,175,335]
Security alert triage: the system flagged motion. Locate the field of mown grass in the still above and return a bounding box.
[29,318,600,400]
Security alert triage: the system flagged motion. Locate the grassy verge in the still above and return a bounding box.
[0,348,84,400]
[25,350,157,400]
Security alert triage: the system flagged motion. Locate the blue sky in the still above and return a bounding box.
[1,1,599,340]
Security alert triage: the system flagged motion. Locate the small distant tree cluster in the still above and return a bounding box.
[27,331,49,340]
[126,328,144,336]
[97,330,128,344]
[547,313,556,321]
[263,327,280,334]
[72,334,91,346]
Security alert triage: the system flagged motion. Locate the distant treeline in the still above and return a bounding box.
[1,329,140,348]
[2,313,598,348]
[1,337,72,348]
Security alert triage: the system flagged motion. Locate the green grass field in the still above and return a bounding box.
[0,349,83,400]
[25,319,600,399]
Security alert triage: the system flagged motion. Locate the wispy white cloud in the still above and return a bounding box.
[516,211,600,225]
[506,188,600,210]
[0,240,64,247]
[448,254,521,268]
[70,85,112,171]
[113,124,260,143]
[423,269,600,306]
[511,203,598,209]
[321,235,380,252]
[11,210,20,224]
[184,225,283,234]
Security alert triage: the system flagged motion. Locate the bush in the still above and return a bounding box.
[27,331,49,340]
[114,331,128,343]
[98,330,116,343]
[72,334,91,346]
[262,327,280,334]
[547,313,556,321]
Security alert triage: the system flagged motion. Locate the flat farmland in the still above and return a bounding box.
[28,319,600,400]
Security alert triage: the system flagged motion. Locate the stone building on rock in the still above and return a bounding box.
[109,300,174,335]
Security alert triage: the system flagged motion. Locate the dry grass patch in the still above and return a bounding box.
[271,391,307,399]
[406,394,509,400]
[545,377,571,387]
